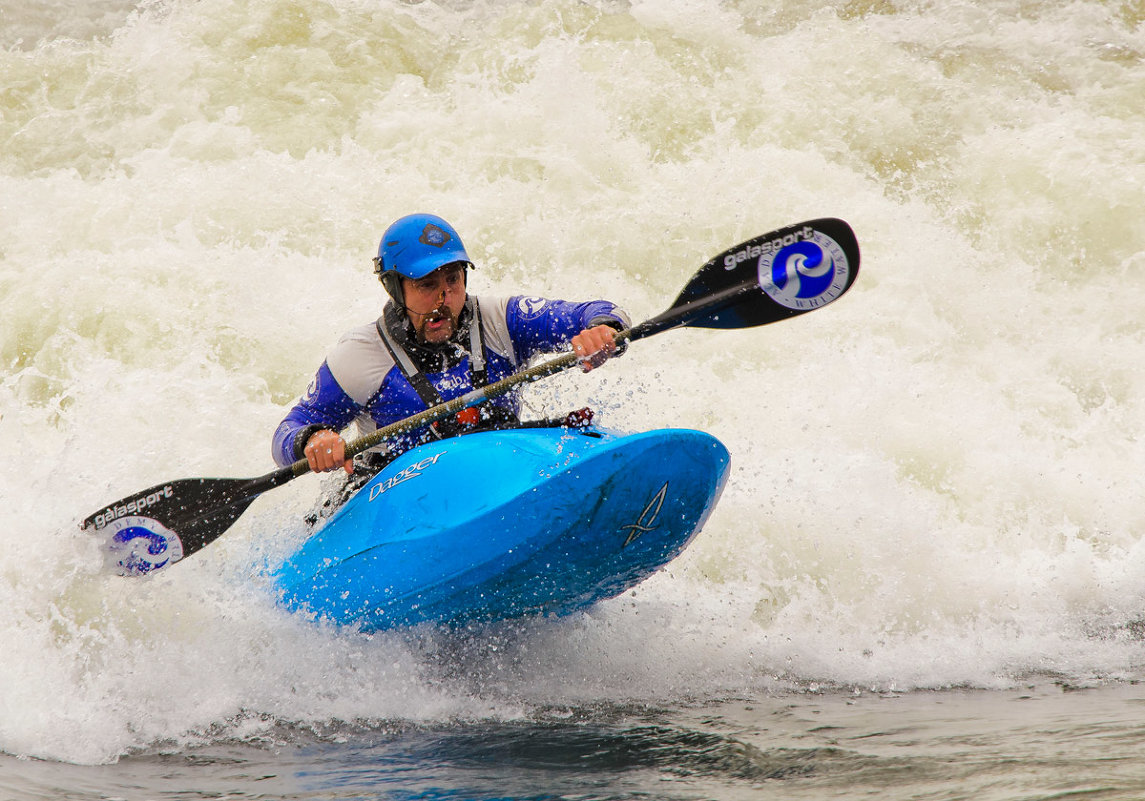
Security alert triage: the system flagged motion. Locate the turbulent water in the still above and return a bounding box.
[3,0,1145,798]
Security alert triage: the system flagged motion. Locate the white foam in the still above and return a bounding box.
[3,0,1145,763]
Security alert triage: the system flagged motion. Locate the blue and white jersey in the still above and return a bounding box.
[272,294,629,467]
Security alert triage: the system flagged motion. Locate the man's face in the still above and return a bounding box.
[401,263,468,345]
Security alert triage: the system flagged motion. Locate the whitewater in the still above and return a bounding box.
[2,0,1145,797]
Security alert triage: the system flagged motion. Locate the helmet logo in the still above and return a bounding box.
[419,223,452,248]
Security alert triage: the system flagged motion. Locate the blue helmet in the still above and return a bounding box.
[373,214,472,305]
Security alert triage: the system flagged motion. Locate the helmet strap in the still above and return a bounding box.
[379,271,405,309]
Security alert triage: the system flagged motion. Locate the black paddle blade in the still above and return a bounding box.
[82,477,264,576]
[673,218,860,329]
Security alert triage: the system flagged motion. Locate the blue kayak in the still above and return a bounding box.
[274,426,730,632]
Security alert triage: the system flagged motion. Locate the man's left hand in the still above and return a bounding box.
[572,325,619,372]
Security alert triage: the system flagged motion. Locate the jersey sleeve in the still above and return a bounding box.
[271,361,362,467]
[502,296,631,362]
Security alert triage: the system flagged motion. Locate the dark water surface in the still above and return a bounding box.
[7,683,1145,800]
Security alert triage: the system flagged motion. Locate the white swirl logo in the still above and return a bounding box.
[104,516,185,576]
[516,296,548,319]
[758,231,851,310]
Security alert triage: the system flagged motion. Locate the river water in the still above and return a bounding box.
[3,0,1145,798]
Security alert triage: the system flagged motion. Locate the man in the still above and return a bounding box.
[273,213,630,475]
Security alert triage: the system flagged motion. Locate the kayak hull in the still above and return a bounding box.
[274,427,730,632]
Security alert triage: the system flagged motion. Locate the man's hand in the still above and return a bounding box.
[304,430,354,474]
[571,325,619,373]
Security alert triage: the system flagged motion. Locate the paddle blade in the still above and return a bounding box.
[673,217,860,329]
[82,477,263,576]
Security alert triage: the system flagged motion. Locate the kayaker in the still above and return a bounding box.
[273,213,631,476]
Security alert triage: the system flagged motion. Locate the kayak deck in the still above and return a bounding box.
[274,427,730,632]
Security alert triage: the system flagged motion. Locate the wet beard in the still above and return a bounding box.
[413,303,459,345]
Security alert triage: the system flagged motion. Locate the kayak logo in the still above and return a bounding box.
[621,482,668,547]
[368,450,447,501]
[758,230,851,311]
[89,484,175,530]
[103,516,185,576]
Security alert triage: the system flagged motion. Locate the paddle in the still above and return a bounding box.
[83,217,860,576]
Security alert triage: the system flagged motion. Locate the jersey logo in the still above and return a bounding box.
[303,376,320,404]
[516,296,548,319]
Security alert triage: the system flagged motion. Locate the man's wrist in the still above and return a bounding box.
[293,425,334,460]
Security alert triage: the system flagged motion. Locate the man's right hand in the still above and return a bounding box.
[304,430,354,474]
